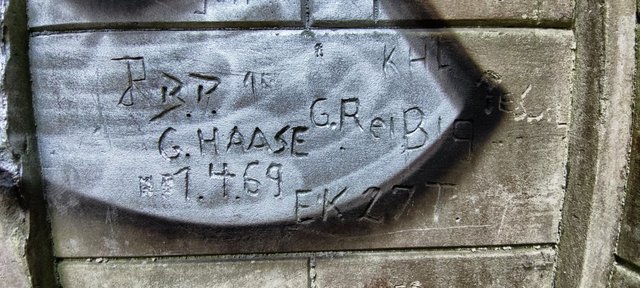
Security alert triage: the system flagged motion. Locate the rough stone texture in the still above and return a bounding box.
[554,0,636,287]
[313,248,555,288]
[0,192,30,288]
[57,257,308,288]
[616,26,640,269]
[28,29,574,257]
[311,0,573,25]
[27,0,302,28]
[0,0,34,287]
[1,0,638,287]
[609,264,640,288]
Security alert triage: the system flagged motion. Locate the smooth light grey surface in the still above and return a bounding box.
[313,248,555,287]
[28,0,302,28]
[32,29,574,257]
[58,257,308,288]
[31,30,463,225]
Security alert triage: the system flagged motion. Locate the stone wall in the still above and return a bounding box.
[0,0,638,287]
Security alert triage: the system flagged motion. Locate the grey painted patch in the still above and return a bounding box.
[28,0,302,28]
[31,30,468,225]
[40,29,573,256]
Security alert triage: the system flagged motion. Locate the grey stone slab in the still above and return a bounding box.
[313,248,555,288]
[58,258,308,288]
[28,0,302,28]
[31,30,465,226]
[615,25,640,270]
[0,0,43,286]
[311,0,573,24]
[29,29,573,257]
[554,0,636,286]
[0,1,30,285]
[311,0,374,23]
[609,264,640,288]
[0,190,30,288]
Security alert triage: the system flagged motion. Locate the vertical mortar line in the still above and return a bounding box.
[307,256,316,288]
[301,0,311,29]
[372,0,380,24]
[5,0,58,287]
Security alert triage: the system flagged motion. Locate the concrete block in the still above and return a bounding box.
[377,0,573,23]
[58,257,308,288]
[29,29,574,257]
[609,264,640,288]
[614,25,640,270]
[311,0,573,24]
[28,0,302,28]
[0,190,30,288]
[313,248,555,287]
[0,0,37,286]
[311,0,374,24]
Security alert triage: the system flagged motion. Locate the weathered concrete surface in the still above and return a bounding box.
[555,0,636,287]
[28,0,302,28]
[312,0,573,25]
[29,29,573,257]
[58,257,308,288]
[609,264,640,288]
[0,0,45,286]
[0,0,30,283]
[615,26,640,270]
[313,248,555,288]
[0,190,30,288]
[31,29,467,226]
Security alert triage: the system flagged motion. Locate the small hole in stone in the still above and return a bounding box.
[197,196,204,200]
[455,217,461,223]
[211,110,217,114]
[185,153,191,157]
[186,113,192,118]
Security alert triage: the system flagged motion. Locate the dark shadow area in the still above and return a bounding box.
[5,0,57,286]
[65,0,185,17]
[56,0,292,28]
[30,0,509,255]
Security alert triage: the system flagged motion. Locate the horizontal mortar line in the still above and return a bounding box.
[312,19,573,30]
[55,243,556,263]
[29,20,573,35]
[29,24,574,37]
[614,254,640,276]
[29,22,306,35]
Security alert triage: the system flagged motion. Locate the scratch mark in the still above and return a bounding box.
[150,104,182,122]
[93,92,112,148]
[496,206,509,239]
[433,187,441,223]
[520,84,532,100]
[299,225,493,239]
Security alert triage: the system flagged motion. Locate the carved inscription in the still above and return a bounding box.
[105,33,468,224]
[33,31,472,225]
[107,42,463,223]
[112,57,147,106]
